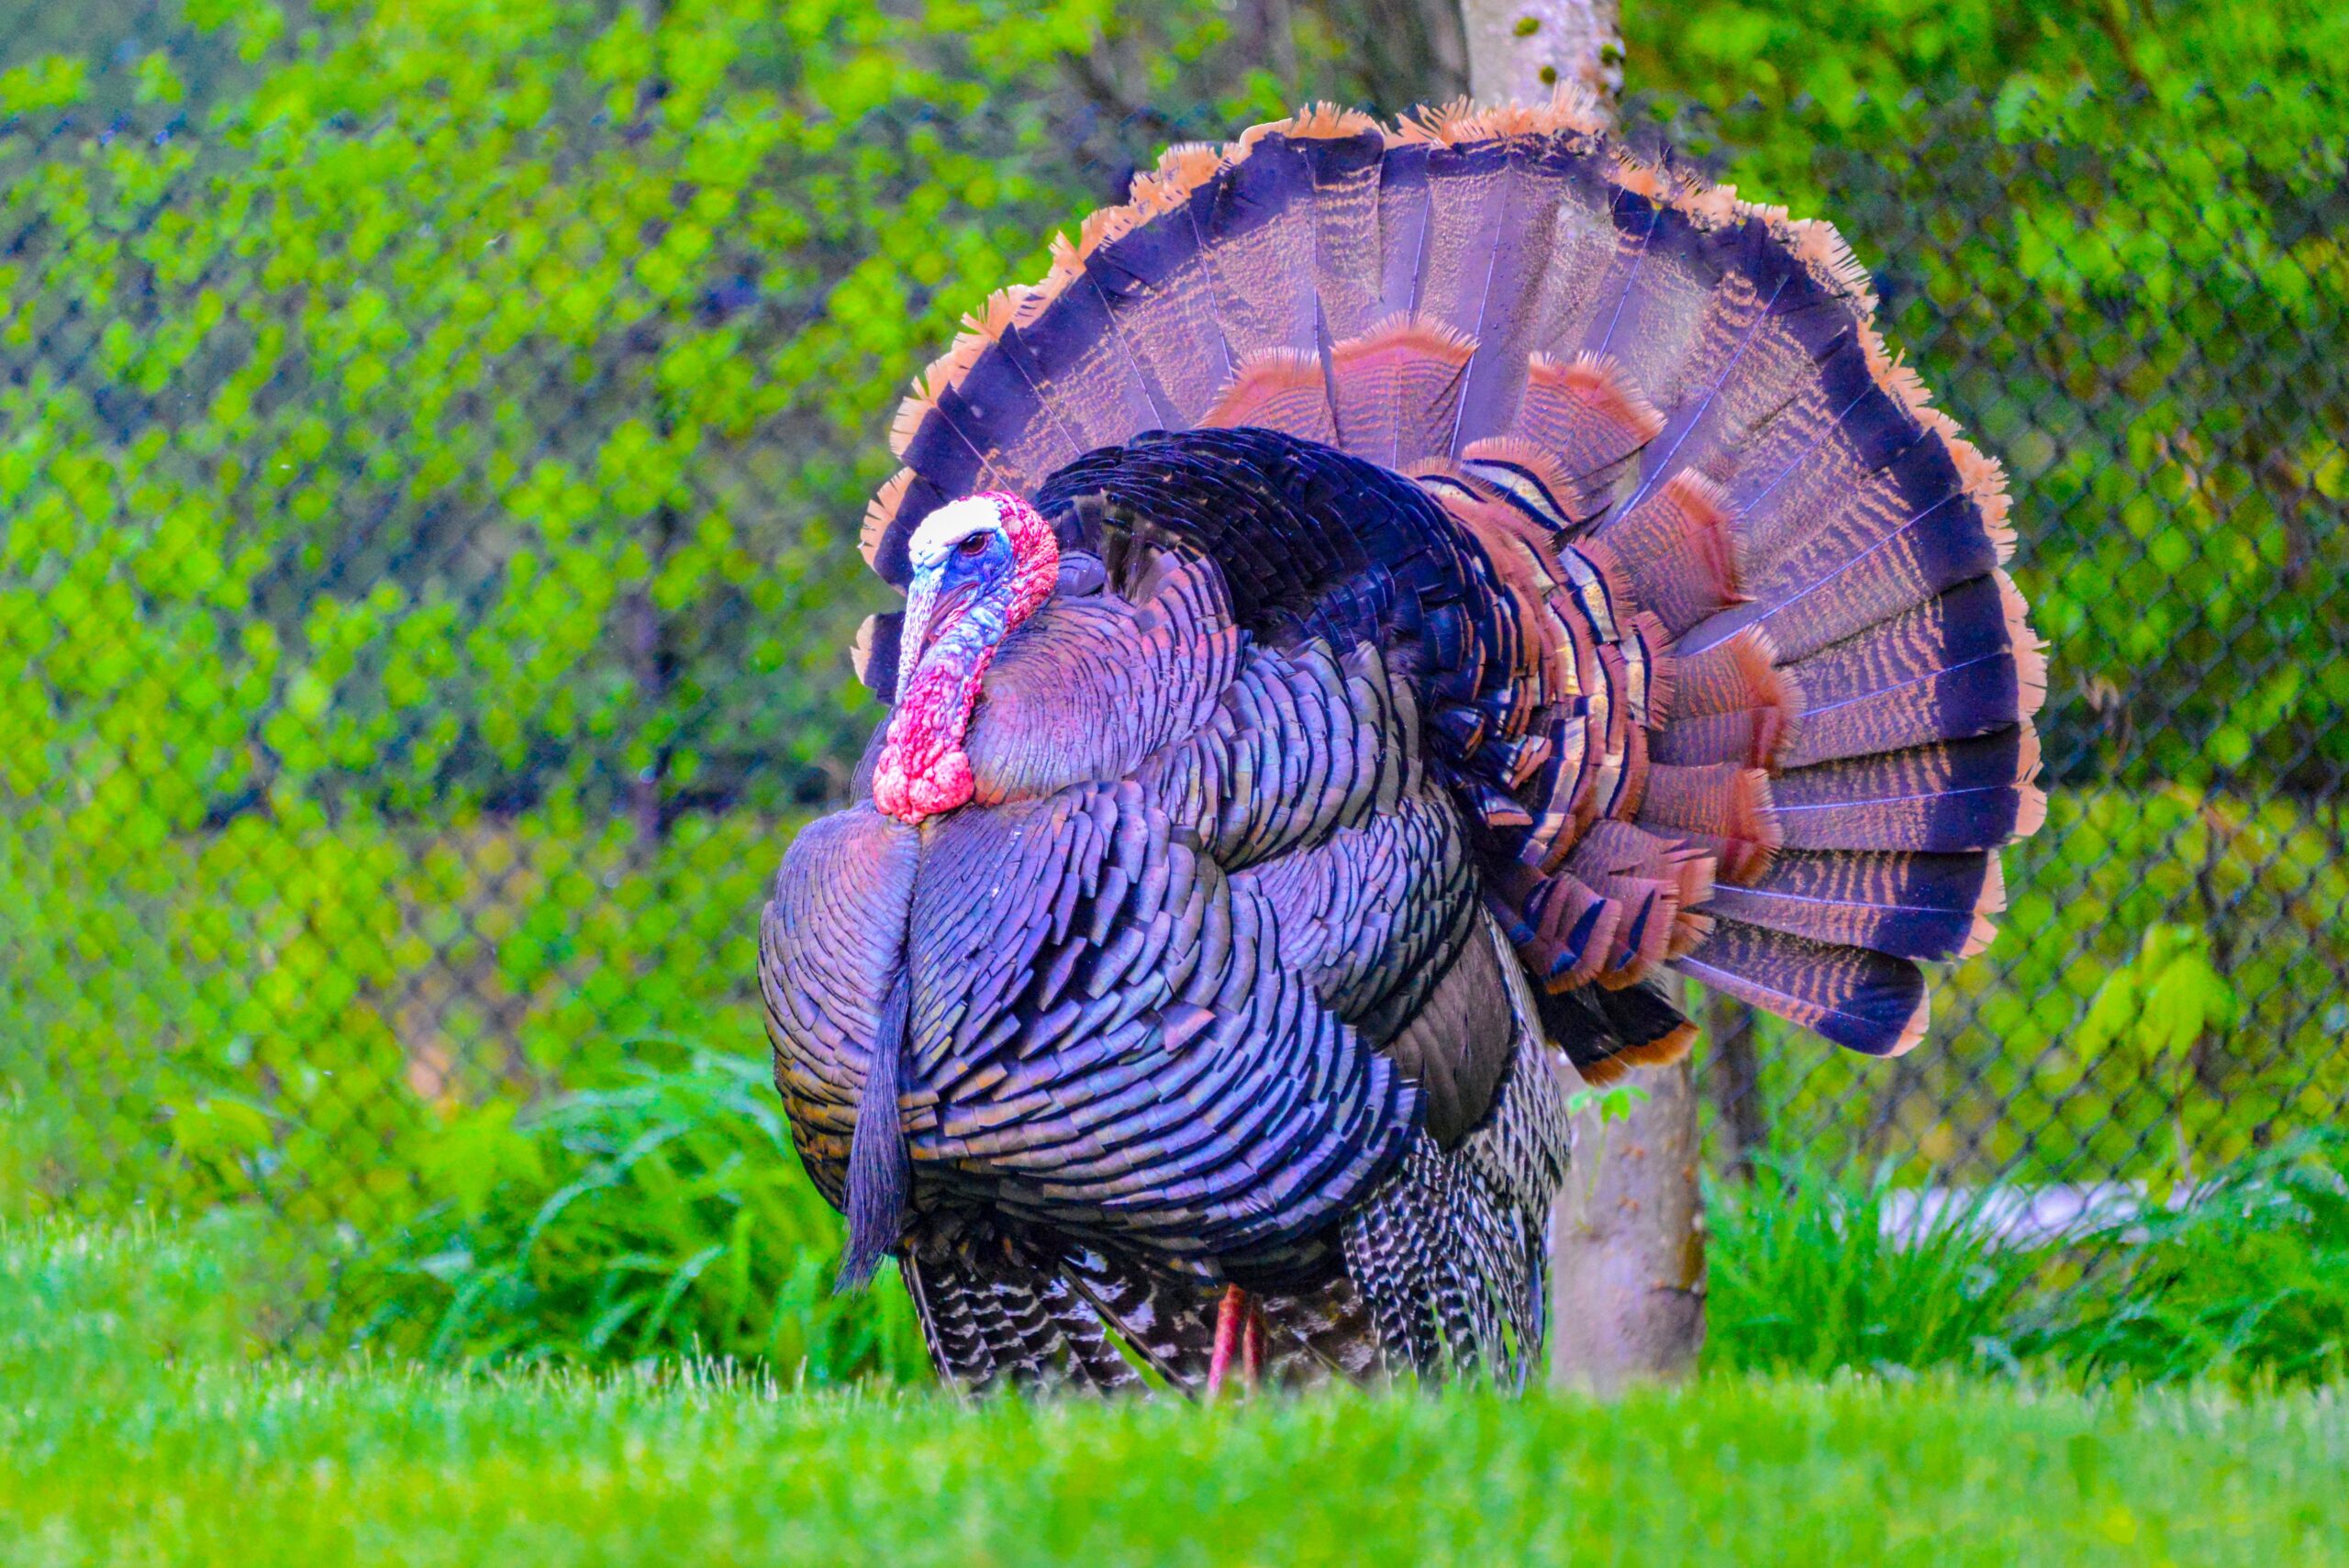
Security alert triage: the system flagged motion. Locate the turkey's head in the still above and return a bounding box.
[873,492,1059,823]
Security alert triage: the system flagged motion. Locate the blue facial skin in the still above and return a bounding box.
[917,528,1016,660]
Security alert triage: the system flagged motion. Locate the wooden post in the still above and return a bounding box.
[1455,0,1709,1391]
[1709,995,1768,1179]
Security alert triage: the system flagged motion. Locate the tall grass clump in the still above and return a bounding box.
[352,1045,926,1385]
[1703,1136,2349,1390]
[2030,1131,2349,1388]
[1702,1157,2046,1378]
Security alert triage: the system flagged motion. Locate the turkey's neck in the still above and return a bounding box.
[874,617,998,822]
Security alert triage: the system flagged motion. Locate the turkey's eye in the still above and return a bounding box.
[957,533,991,557]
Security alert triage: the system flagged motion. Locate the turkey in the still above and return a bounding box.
[760,96,2046,1395]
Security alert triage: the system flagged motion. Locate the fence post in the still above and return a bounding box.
[1709,995,1767,1179]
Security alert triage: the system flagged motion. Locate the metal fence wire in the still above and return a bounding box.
[2,12,2343,1233]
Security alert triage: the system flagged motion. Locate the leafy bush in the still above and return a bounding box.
[351,1044,925,1384]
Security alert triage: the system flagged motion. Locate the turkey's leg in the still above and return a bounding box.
[1207,1284,1259,1397]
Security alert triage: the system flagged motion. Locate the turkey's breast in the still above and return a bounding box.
[764,550,1522,1278]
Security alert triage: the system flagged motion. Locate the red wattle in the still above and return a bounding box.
[874,648,994,823]
[872,492,1056,824]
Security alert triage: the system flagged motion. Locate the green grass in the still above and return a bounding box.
[1703,1155,2046,1379]
[2034,1134,2349,1386]
[6,1220,2349,1565]
[1702,1134,2349,1388]
[336,1050,2349,1394]
[348,1045,927,1383]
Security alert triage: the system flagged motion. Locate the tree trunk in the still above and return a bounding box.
[1461,0,1622,110]
[1454,0,1708,1391]
[1546,1041,1708,1394]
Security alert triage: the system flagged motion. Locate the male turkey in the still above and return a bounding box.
[761,98,2045,1394]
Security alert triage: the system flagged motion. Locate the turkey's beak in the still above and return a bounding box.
[895,573,939,698]
[895,572,977,694]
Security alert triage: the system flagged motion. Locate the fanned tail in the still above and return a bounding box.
[862,95,2044,1073]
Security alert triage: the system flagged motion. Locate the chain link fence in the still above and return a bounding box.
[3,6,2343,1236]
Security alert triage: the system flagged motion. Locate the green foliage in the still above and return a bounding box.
[15,3,2321,851]
[352,1046,926,1383]
[0,0,1386,1237]
[0,0,1126,832]
[1630,0,2349,127]
[1706,1137,2349,1392]
[2030,1132,2349,1387]
[4,1,2344,1338]
[1703,1157,2043,1378]
[342,1090,2349,1395]
[1628,1,2349,793]
[1564,1083,1652,1122]
[2074,924,2236,1075]
[12,1219,2349,1567]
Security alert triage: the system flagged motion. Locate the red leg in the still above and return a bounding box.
[1207,1284,1248,1398]
[1241,1293,1267,1394]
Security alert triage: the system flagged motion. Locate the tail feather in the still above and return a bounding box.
[1536,975,1695,1083]
[1573,180,1722,414]
[1637,762,1778,881]
[1198,128,1322,362]
[1003,257,1165,450]
[988,295,1161,452]
[1583,469,1742,636]
[1676,919,1930,1057]
[1503,353,1663,521]
[1773,727,2043,853]
[1613,218,1840,517]
[1095,156,1238,419]
[891,375,1015,504]
[1330,317,1476,467]
[1706,848,2001,962]
[1516,161,1632,380]
[1373,139,1434,322]
[1412,138,1515,340]
[1779,571,2046,769]
[1436,143,1575,450]
[1202,348,1338,444]
[1294,112,1388,341]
